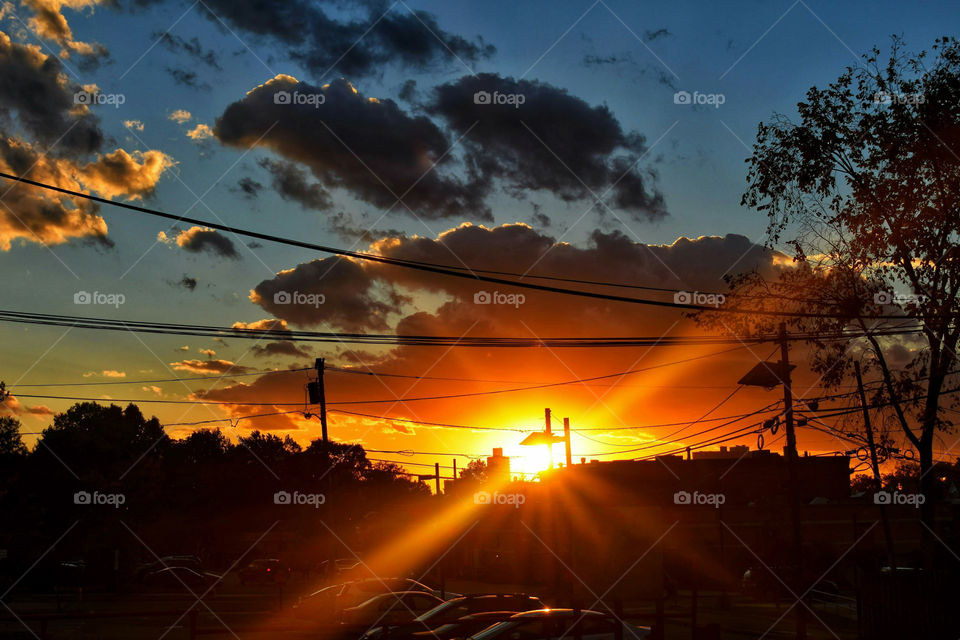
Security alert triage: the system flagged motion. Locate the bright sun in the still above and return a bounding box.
[503,443,557,480]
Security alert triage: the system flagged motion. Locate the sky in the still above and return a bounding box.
[0,0,956,478]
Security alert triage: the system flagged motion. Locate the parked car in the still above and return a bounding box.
[336,577,459,609]
[363,594,546,640]
[341,591,445,628]
[466,609,651,640]
[410,611,524,640]
[239,558,290,585]
[136,555,202,581]
[141,566,221,592]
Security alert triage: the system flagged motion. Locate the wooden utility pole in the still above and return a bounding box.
[545,408,554,469]
[315,358,328,443]
[563,417,572,467]
[778,322,807,640]
[435,462,441,495]
[855,361,896,567]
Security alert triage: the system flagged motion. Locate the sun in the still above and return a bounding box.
[503,443,557,480]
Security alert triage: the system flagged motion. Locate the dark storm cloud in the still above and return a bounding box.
[258,158,333,212]
[0,31,103,155]
[181,0,494,79]
[179,275,197,290]
[214,75,490,220]
[173,226,240,259]
[249,256,406,331]
[429,73,667,221]
[328,211,404,243]
[252,341,312,359]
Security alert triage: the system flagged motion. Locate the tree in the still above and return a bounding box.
[458,458,488,483]
[0,416,27,458]
[700,37,960,534]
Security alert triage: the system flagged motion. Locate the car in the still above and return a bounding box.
[341,591,445,628]
[239,558,290,585]
[466,609,651,640]
[136,555,202,580]
[362,594,546,640]
[141,566,221,592]
[410,611,525,640]
[336,578,459,609]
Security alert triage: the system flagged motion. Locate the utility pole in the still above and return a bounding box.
[855,361,896,568]
[778,322,806,640]
[563,417,572,467]
[435,462,441,495]
[545,408,554,469]
[315,358,328,444]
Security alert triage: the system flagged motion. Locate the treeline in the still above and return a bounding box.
[0,403,431,590]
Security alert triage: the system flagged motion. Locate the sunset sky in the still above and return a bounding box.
[1,0,955,478]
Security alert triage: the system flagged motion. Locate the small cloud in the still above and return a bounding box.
[179,275,197,290]
[142,385,163,396]
[178,345,190,352]
[643,28,672,41]
[170,359,251,374]
[169,109,192,124]
[187,124,214,141]
[124,120,145,131]
[172,226,240,260]
[82,370,126,378]
[198,348,216,357]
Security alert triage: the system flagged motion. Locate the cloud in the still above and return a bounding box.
[2,395,54,417]
[429,73,666,221]
[198,348,216,357]
[643,28,672,41]
[20,0,108,61]
[186,123,214,141]
[0,138,172,250]
[82,369,126,378]
[167,226,240,259]
[214,75,490,220]
[257,158,332,211]
[231,318,312,359]
[142,385,162,395]
[134,0,494,80]
[166,67,210,90]
[233,176,262,199]
[249,256,407,331]
[168,109,192,124]
[124,120,144,131]
[152,31,221,69]
[0,31,103,155]
[178,275,197,290]
[170,359,251,374]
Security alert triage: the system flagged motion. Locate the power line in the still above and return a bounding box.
[0,171,930,320]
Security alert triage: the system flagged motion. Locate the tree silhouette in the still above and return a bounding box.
[700,37,960,535]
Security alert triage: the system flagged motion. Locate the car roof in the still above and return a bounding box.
[451,594,541,602]
[461,611,524,620]
[508,609,606,619]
